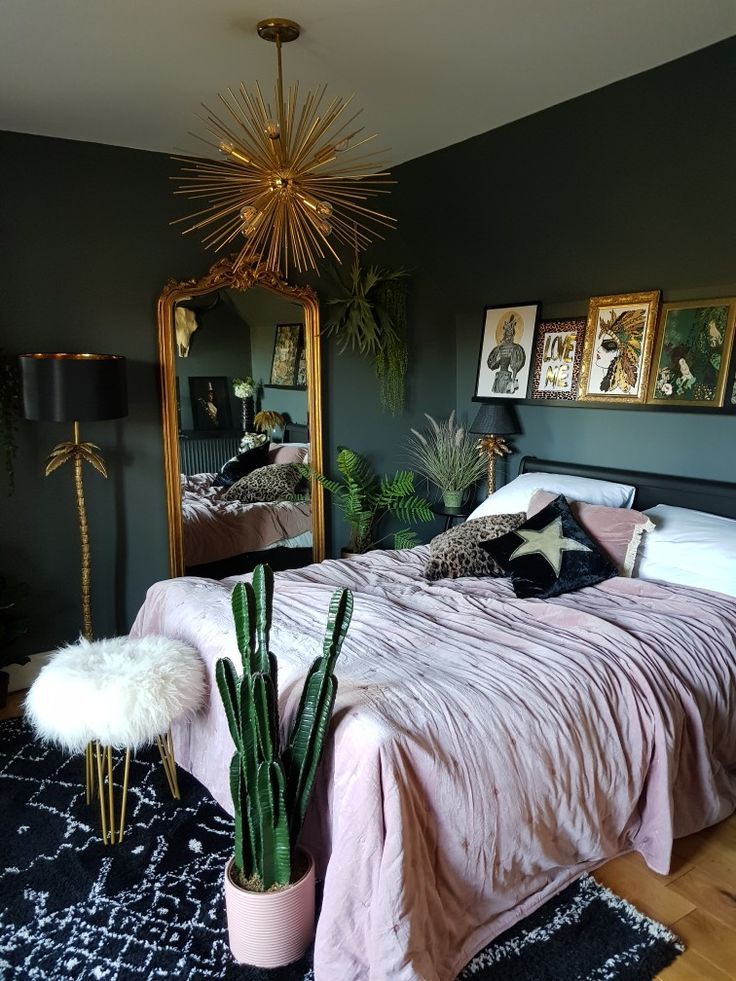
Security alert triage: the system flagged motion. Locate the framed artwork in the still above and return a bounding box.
[729,351,736,411]
[474,303,539,400]
[269,323,306,389]
[579,291,660,404]
[189,376,232,431]
[175,377,182,431]
[646,298,736,408]
[530,318,586,400]
[296,342,307,387]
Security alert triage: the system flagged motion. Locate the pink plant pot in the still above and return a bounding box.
[223,850,316,968]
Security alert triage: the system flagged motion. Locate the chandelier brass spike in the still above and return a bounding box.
[172,17,395,278]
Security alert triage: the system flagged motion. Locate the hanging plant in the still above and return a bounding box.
[323,261,410,415]
[0,351,21,494]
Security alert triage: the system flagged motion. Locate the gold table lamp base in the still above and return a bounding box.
[477,434,512,495]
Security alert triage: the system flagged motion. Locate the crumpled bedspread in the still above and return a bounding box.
[180,471,311,565]
[130,546,736,980]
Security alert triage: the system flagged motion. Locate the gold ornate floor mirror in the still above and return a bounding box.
[157,254,325,578]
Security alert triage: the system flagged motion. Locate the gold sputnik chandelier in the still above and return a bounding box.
[172,18,395,278]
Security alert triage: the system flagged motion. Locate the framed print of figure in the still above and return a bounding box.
[474,303,539,400]
[530,318,586,400]
[579,291,660,403]
[189,376,232,431]
[269,323,305,388]
[647,298,736,408]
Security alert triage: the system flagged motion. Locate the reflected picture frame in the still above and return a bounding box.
[188,375,232,431]
[268,323,306,389]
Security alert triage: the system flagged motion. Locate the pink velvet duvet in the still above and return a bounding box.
[130,546,736,980]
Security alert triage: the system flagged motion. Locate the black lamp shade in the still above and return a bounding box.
[20,353,128,422]
[470,402,520,436]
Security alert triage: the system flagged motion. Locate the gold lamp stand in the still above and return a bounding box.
[45,421,107,642]
[477,435,511,495]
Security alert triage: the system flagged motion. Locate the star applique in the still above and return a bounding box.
[509,516,591,576]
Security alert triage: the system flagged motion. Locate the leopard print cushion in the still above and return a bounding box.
[221,463,301,504]
[425,512,526,581]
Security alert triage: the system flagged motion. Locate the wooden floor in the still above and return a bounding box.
[596,819,736,979]
[2,690,734,977]
[0,689,25,722]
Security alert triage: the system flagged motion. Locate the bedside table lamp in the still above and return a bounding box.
[470,403,520,494]
[20,353,128,641]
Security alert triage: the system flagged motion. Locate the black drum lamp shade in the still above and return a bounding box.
[20,353,128,422]
[470,402,520,436]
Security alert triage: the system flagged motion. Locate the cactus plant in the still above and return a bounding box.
[216,564,353,890]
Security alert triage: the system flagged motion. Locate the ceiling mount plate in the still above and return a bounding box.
[257,18,301,44]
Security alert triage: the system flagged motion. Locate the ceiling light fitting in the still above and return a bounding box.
[171,18,396,278]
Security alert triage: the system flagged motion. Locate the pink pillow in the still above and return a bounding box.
[267,443,309,465]
[527,490,653,577]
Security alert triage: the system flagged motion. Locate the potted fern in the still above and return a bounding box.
[407,412,486,509]
[302,447,432,556]
[216,564,353,968]
[324,262,410,415]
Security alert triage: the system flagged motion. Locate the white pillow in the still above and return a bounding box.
[636,504,736,597]
[469,471,635,520]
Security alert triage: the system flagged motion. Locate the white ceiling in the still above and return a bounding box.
[1,0,734,165]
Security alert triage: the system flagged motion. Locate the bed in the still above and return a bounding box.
[131,459,736,980]
[181,442,312,567]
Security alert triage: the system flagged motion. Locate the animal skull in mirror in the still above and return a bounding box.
[174,298,198,358]
[174,293,221,358]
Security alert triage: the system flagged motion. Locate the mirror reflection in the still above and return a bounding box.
[174,286,312,577]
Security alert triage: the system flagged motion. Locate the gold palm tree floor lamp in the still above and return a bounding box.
[20,353,128,641]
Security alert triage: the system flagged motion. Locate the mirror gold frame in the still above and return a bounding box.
[157,253,325,577]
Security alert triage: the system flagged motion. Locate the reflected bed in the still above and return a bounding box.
[181,442,312,567]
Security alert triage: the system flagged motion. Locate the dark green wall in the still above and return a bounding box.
[0,130,453,656]
[435,37,736,483]
[2,37,734,656]
[0,134,209,655]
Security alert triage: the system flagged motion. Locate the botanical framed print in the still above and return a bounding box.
[269,323,306,388]
[579,291,660,403]
[646,298,736,408]
[474,303,539,400]
[530,318,586,400]
[189,376,232,431]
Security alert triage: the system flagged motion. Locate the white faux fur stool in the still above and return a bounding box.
[25,635,205,845]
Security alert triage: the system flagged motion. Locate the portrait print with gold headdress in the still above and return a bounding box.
[579,291,660,404]
[474,303,539,400]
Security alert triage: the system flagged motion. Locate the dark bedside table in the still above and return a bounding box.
[432,502,474,532]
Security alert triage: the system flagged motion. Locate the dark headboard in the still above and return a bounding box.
[519,457,736,519]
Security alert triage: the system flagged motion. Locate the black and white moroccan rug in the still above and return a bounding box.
[0,717,683,980]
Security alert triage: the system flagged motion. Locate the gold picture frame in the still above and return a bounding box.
[579,290,660,404]
[646,298,736,408]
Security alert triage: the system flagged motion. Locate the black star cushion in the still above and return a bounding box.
[479,494,617,599]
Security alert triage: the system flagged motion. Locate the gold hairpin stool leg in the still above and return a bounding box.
[89,731,179,844]
[91,745,132,845]
[156,729,181,800]
[84,742,94,804]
